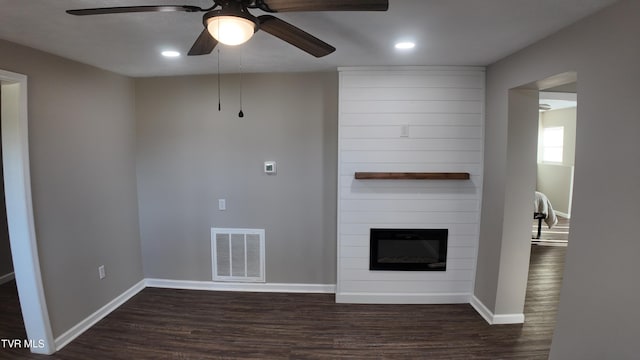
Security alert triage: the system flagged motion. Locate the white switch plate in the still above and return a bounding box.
[218,199,226,211]
[400,124,410,137]
[98,265,106,280]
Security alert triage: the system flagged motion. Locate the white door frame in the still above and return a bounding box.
[1,69,55,354]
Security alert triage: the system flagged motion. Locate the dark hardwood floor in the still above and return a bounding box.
[1,246,566,359]
[0,277,29,359]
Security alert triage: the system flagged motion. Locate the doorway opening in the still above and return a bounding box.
[534,87,576,246]
[490,71,576,327]
[520,76,577,337]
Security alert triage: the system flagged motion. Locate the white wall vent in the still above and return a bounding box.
[211,228,265,282]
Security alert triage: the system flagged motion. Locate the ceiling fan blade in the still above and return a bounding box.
[188,29,218,56]
[66,5,204,16]
[258,15,335,58]
[260,0,388,12]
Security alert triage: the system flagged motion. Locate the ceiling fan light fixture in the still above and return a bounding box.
[161,50,181,58]
[395,42,416,50]
[207,15,257,46]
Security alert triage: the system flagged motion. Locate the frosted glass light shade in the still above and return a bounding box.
[207,16,256,46]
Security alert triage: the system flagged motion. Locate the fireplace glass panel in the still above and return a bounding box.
[370,228,447,271]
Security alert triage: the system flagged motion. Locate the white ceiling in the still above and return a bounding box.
[540,91,577,111]
[0,0,619,77]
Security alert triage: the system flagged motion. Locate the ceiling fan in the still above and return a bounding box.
[539,103,552,111]
[66,0,390,58]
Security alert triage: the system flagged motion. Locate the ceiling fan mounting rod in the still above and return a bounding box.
[212,0,272,13]
[204,1,260,27]
[248,0,275,13]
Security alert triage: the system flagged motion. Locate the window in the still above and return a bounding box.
[542,126,564,163]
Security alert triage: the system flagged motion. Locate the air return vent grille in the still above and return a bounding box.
[211,228,265,282]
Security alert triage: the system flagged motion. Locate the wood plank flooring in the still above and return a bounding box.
[532,216,570,245]
[1,245,566,359]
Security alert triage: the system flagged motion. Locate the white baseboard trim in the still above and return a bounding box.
[492,313,525,324]
[0,272,15,285]
[54,279,146,351]
[470,295,525,325]
[145,278,336,294]
[555,210,570,218]
[336,292,470,304]
[470,295,494,324]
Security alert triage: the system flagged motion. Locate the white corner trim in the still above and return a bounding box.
[145,278,336,294]
[0,272,15,285]
[54,279,146,351]
[2,69,55,354]
[470,295,525,325]
[336,292,471,304]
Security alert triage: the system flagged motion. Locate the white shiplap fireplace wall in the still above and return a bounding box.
[336,67,485,304]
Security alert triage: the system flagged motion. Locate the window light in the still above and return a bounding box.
[542,126,564,163]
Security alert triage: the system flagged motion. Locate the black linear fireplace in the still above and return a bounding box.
[370,228,447,271]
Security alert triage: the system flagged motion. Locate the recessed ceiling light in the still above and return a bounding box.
[161,50,181,58]
[395,42,416,50]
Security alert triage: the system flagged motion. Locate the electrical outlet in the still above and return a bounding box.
[98,265,106,280]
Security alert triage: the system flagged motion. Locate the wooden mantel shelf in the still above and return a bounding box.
[354,172,470,180]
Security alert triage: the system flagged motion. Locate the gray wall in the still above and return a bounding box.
[537,163,573,215]
[476,0,640,358]
[135,72,337,284]
[0,39,143,337]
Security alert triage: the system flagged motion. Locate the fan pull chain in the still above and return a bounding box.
[217,48,221,111]
[238,49,244,118]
